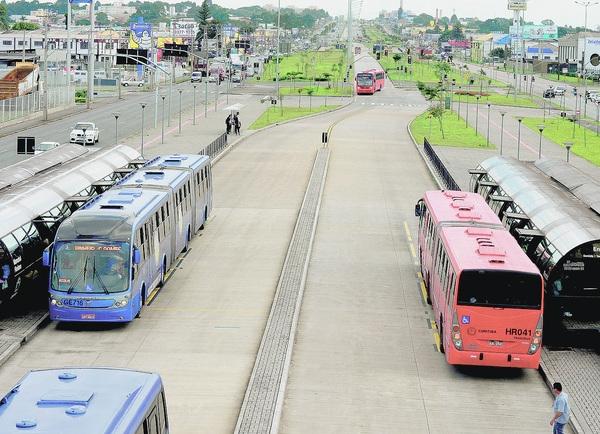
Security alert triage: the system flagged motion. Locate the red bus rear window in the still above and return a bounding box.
[458,270,542,309]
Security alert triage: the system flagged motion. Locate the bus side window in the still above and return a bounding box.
[448,271,456,305]
[144,406,159,434]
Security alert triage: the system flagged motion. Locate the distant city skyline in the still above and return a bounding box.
[205,0,599,28]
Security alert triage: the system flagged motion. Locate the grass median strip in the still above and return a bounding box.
[279,85,352,97]
[455,91,539,108]
[249,105,339,130]
[411,109,494,148]
[522,116,600,165]
[259,50,348,83]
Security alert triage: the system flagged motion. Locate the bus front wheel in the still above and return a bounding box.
[439,317,445,354]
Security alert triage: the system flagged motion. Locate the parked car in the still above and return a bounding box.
[231,73,242,83]
[70,122,99,145]
[34,141,60,155]
[121,77,145,87]
[191,71,203,83]
[543,88,556,98]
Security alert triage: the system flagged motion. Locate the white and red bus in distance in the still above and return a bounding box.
[355,71,376,94]
[415,191,544,369]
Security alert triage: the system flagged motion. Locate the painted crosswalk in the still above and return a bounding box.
[358,102,425,107]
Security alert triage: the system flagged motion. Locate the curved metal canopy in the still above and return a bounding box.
[478,156,600,256]
[0,145,141,238]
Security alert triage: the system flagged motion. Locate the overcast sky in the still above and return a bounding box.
[212,0,600,28]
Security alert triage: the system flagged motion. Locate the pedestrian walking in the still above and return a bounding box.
[550,382,570,434]
[225,114,232,134]
[234,112,241,135]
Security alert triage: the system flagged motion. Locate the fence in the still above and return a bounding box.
[0,87,74,125]
[423,137,461,191]
[199,132,228,159]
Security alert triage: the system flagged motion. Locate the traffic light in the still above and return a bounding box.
[407,55,412,64]
[376,52,381,60]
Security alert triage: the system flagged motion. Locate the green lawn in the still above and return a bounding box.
[541,73,599,87]
[249,105,339,130]
[279,85,352,97]
[455,91,539,108]
[363,24,402,45]
[411,109,494,148]
[522,116,600,166]
[380,56,506,88]
[260,50,348,83]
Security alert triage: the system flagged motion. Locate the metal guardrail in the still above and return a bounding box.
[200,131,228,159]
[423,137,461,191]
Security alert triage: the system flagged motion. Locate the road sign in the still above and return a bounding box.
[17,137,35,155]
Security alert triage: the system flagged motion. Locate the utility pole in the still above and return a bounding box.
[66,0,71,104]
[21,17,26,62]
[347,0,353,64]
[169,17,174,127]
[276,0,281,107]
[576,1,599,106]
[86,0,95,109]
[43,13,49,121]
[204,25,209,118]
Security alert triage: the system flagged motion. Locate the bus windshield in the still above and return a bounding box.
[457,270,542,309]
[51,241,130,294]
[356,74,373,86]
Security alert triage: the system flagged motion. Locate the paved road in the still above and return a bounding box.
[0,53,571,433]
[0,80,227,168]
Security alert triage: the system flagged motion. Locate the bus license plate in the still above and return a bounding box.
[64,299,85,307]
[81,313,95,320]
[489,340,503,346]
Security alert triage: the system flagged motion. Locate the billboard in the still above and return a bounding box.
[172,20,198,38]
[509,25,558,40]
[129,22,152,49]
[507,0,528,11]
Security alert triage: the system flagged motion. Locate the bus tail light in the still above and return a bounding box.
[528,315,543,355]
[451,313,462,350]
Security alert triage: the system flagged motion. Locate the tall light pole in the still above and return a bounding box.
[161,95,165,144]
[42,14,49,121]
[516,117,523,160]
[475,96,480,134]
[486,103,491,146]
[538,124,545,158]
[178,88,182,134]
[500,111,506,155]
[113,112,120,145]
[193,84,197,125]
[21,17,26,62]
[575,1,598,107]
[140,103,147,157]
[347,0,353,63]
[86,0,95,110]
[275,0,281,107]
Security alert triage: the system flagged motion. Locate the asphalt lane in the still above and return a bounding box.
[0,81,225,168]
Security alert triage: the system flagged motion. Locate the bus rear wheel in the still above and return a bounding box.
[136,287,145,319]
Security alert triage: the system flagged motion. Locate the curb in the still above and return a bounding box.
[408,111,586,434]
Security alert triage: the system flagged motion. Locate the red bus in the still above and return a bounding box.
[369,68,385,91]
[355,71,376,95]
[415,190,544,369]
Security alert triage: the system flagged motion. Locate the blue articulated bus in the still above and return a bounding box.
[44,154,212,322]
[0,368,168,434]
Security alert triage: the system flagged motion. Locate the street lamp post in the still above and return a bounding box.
[140,103,147,158]
[543,98,546,122]
[500,111,506,155]
[538,124,545,158]
[161,95,166,144]
[475,96,480,134]
[486,103,491,146]
[575,1,598,115]
[465,93,469,127]
[565,141,574,162]
[516,117,523,160]
[193,84,197,125]
[457,86,462,119]
[178,88,182,134]
[113,112,120,145]
[276,0,281,109]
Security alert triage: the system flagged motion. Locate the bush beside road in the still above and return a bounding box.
[455,91,539,108]
[260,50,348,83]
[279,85,352,97]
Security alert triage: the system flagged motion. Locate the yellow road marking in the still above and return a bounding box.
[417,270,441,353]
[403,221,413,242]
[146,286,161,304]
[419,280,428,305]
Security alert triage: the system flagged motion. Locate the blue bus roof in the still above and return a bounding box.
[0,368,162,434]
[81,188,168,218]
[117,168,189,190]
[145,154,209,170]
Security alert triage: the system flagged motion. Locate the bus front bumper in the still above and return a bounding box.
[447,348,540,369]
[50,305,133,323]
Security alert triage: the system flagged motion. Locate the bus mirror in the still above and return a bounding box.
[42,248,50,267]
[133,248,141,265]
[415,203,423,217]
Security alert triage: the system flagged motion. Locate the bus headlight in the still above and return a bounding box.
[50,296,63,307]
[113,296,129,308]
[528,343,539,354]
